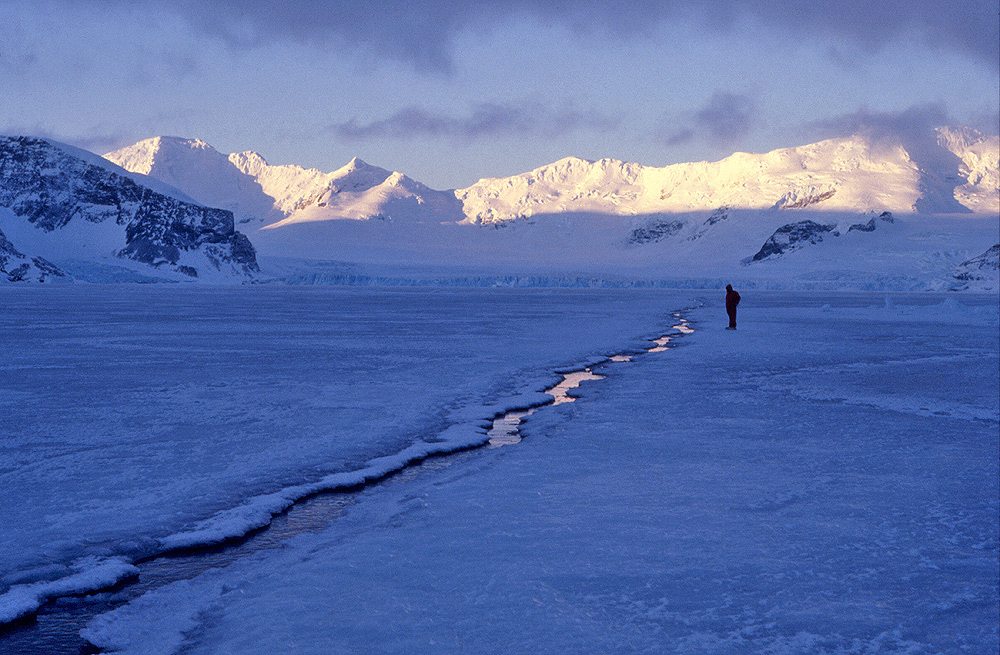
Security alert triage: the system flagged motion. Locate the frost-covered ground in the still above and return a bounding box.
[62,290,998,655]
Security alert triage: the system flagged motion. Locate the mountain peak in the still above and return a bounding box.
[551,155,595,166]
[153,136,214,151]
[228,150,270,175]
[329,158,394,193]
[104,136,225,177]
[337,157,386,176]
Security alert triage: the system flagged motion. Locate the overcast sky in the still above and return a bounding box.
[2,0,997,188]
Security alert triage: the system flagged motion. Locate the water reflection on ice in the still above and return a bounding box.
[489,312,694,446]
[549,369,606,405]
[488,369,605,446]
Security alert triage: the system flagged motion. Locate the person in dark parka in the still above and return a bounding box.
[725,284,740,329]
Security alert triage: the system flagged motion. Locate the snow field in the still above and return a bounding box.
[0,285,679,626]
[79,292,998,654]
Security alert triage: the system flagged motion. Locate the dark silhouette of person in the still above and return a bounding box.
[725,284,740,329]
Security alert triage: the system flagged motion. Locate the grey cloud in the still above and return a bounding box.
[46,0,1000,73]
[169,0,486,72]
[808,103,952,149]
[695,92,755,145]
[662,92,755,149]
[664,128,695,146]
[966,109,1000,137]
[0,122,133,154]
[333,102,619,141]
[746,1,997,68]
[68,132,142,155]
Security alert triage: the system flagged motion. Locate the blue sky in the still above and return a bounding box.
[2,0,997,189]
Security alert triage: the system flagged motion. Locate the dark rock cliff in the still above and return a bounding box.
[0,136,258,279]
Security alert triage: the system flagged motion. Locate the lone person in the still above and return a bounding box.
[725,284,741,330]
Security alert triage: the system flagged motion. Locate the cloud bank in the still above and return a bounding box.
[664,92,756,149]
[38,0,1000,73]
[810,104,953,144]
[694,92,755,144]
[332,102,619,141]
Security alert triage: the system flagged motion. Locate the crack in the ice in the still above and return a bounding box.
[0,307,699,654]
[488,310,695,447]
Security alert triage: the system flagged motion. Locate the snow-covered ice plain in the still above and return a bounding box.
[1,286,997,654]
[0,286,676,638]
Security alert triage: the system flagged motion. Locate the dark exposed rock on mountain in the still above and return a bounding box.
[0,136,258,280]
[747,211,897,263]
[772,188,837,210]
[627,219,685,244]
[842,211,895,234]
[686,207,731,241]
[951,244,999,291]
[0,227,66,282]
[747,220,837,263]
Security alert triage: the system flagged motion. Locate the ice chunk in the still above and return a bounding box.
[0,557,138,624]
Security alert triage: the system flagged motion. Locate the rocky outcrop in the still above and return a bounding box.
[0,227,66,282]
[747,211,896,263]
[839,211,895,235]
[0,136,258,280]
[772,187,837,210]
[951,244,999,291]
[746,220,837,262]
[686,207,731,241]
[627,219,685,244]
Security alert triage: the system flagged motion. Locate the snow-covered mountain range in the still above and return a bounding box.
[1,128,996,288]
[104,137,464,227]
[457,128,997,222]
[105,128,998,228]
[0,136,258,282]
